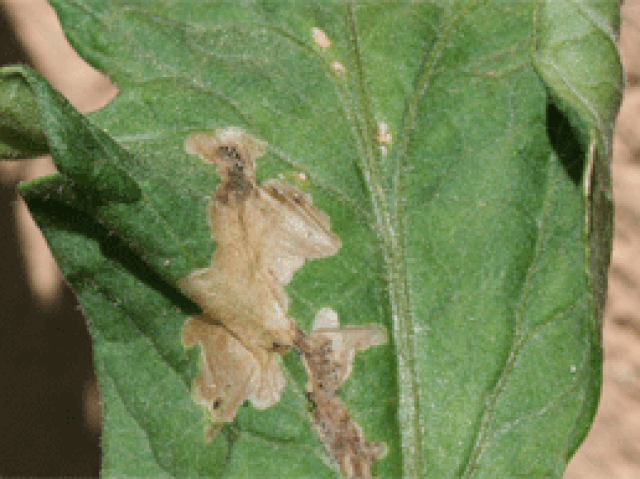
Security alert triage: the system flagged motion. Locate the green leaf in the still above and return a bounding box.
[0,66,49,158]
[3,1,621,477]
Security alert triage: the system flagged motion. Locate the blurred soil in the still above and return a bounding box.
[565,2,640,478]
[0,0,115,475]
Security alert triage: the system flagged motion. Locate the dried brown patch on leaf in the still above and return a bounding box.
[182,317,285,428]
[181,127,387,477]
[297,308,388,479]
[181,127,341,432]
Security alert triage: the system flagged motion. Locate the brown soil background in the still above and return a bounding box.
[0,1,636,476]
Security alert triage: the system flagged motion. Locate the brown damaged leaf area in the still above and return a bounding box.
[297,308,388,478]
[181,127,387,477]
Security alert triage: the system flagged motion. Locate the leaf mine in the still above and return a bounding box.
[296,308,388,479]
[181,127,387,477]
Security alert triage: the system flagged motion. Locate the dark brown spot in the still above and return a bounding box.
[219,145,245,168]
[270,184,281,196]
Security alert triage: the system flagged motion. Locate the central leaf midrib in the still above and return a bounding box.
[344,2,426,478]
[345,3,482,477]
